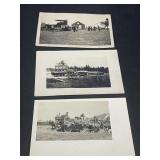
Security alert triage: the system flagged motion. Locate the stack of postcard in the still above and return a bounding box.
[30,12,135,156]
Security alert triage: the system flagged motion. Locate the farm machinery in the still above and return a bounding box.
[52,113,84,132]
[41,19,72,32]
[49,112,111,133]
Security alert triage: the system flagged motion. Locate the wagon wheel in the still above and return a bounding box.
[94,127,100,133]
[64,125,71,132]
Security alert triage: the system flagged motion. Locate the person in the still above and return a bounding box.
[72,26,76,32]
[105,18,109,29]
[98,25,101,31]
[51,121,55,129]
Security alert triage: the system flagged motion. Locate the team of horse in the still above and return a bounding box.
[49,112,112,134]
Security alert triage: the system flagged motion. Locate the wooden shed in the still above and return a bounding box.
[72,21,85,30]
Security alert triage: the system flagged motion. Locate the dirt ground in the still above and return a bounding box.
[36,125,112,141]
[39,30,111,46]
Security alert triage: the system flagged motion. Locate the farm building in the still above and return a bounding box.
[47,61,74,78]
[47,60,106,79]
[51,60,69,77]
[55,60,69,71]
[72,21,85,30]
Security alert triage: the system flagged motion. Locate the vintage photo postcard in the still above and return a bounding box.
[34,50,124,96]
[36,100,112,141]
[35,12,114,48]
[30,98,135,156]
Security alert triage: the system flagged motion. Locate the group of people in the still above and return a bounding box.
[72,26,78,32]
[72,26,104,32]
[87,26,101,31]
[72,18,109,32]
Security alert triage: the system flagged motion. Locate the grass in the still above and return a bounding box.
[36,125,112,141]
[40,29,111,46]
[46,75,111,88]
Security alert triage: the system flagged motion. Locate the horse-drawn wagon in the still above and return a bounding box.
[49,112,112,134]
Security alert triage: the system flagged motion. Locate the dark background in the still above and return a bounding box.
[20,4,140,156]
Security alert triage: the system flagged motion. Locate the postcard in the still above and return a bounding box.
[30,98,135,156]
[34,50,124,96]
[36,12,114,48]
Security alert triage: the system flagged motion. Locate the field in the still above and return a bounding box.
[39,29,111,46]
[36,125,112,141]
[46,75,111,88]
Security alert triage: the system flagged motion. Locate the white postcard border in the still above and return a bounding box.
[30,98,135,156]
[34,50,124,96]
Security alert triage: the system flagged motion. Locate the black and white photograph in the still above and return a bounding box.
[36,12,114,48]
[46,60,111,88]
[36,100,112,141]
[21,5,140,156]
[34,50,124,96]
[30,98,135,156]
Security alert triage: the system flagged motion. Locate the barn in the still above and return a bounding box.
[72,21,85,30]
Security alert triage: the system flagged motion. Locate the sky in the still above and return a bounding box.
[40,12,111,27]
[39,51,108,68]
[37,100,109,121]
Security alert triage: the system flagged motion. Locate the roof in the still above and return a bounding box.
[72,21,85,26]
